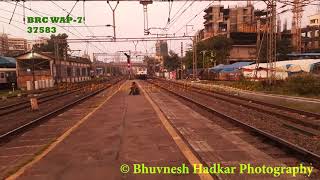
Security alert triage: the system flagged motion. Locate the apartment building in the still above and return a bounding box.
[0,34,8,56]
[155,40,168,65]
[27,37,49,51]
[200,5,266,62]
[7,37,28,56]
[301,13,320,52]
[203,5,256,39]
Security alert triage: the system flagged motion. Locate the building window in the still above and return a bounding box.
[67,67,72,77]
[82,68,86,76]
[0,73,4,79]
[310,19,319,24]
[77,68,80,76]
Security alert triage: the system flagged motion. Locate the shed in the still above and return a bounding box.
[16,52,53,89]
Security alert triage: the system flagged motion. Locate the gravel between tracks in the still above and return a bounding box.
[153,80,320,156]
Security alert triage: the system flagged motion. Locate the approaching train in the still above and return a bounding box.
[135,67,148,80]
[0,68,17,88]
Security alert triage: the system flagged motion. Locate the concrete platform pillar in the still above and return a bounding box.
[49,79,54,87]
[42,80,46,89]
[45,79,49,88]
[26,81,32,91]
[34,81,39,90]
[39,80,43,89]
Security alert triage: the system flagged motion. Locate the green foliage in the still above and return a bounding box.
[197,36,233,65]
[163,51,180,71]
[285,74,320,95]
[33,33,69,57]
[183,36,233,69]
[184,50,193,69]
[230,74,320,96]
[144,56,160,74]
[258,38,293,62]
[277,38,293,60]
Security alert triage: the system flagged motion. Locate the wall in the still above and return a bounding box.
[229,45,256,61]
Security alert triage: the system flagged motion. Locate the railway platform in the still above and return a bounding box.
[10,81,200,180]
[2,80,314,180]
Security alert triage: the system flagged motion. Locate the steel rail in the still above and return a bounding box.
[148,80,320,167]
[157,79,320,131]
[187,82,320,118]
[0,88,81,116]
[0,81,100,115]
[0,78,124,143]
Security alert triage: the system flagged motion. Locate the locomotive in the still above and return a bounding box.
[135,67,147,80]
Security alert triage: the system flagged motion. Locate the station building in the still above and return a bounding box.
[15,52,92,89]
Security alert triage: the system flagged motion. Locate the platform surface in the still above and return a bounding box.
[16,81,200,180]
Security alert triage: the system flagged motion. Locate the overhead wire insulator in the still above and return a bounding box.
[140,0,153,35]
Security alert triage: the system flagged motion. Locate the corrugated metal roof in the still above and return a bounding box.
[16,52,52,61]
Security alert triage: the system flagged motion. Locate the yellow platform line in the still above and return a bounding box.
[138,81,214,180]
[7,82,126,180]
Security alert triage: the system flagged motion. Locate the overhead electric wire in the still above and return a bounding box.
[174,1,214,34]
[6,1,83,37]
[9,1,98,51]
[5,1,106,53]
[50,0,108,53]
[166,1,196,30]
[173,1,289,35]
[170,1,188,22]
[167,0,174,24]
[0,17,40,40]
[164,0,188,31]
[9,1,18,24]
[0,19,25,32]
[67,0,79,17]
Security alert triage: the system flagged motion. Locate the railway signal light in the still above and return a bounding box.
[124,53,130,64]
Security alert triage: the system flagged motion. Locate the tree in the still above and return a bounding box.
[184,49,193,69]
[33,33,69,57]
[144,56,160,74]
[277,38,293,60]
[183,36,233,70]
[163,50,180,71]
[257,38,293,62]
[198,36,232,65]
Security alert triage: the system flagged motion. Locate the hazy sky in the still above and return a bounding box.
[0,1,319,61]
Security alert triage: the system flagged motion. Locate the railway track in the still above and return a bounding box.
[146,79,320,171]
[0,79,112,116]
[0,82,88,110]
[155,79,320,137]
[0,77,125,143]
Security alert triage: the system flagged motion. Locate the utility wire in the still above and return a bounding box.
[5,1,106,53]
[50,0,108,53]
[67,0,79,17]
[9,1,18,24]
[166,1,196,30]
[0,19,25,32]
[167,0,174,24]
[170,1,188,23]
[174,2,214,34]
